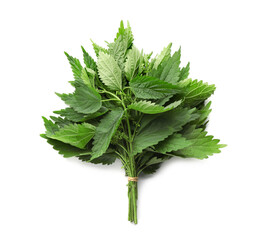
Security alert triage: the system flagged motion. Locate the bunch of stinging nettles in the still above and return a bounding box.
[41,21,226,224]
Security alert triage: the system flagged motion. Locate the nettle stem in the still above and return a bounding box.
[128,180,138,224]
[119,92,139,224]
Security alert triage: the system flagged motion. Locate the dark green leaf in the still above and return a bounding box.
[130,76,182,99]
[91,108,124,159]
[175,128,227,159]
[132,108,194,155]
[81,46,97,71]
[41,134,91,158]
[56,84,102,114]
[155,133,192,153]
[64,52,83,82]
[79,152,117,165]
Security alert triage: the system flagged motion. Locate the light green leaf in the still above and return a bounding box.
[91,39,108,57]
[179,62,190,80]
[91,108,124,159]
[124,46,141,80]
[130,76,182,99]
[46,123,96,149]
[150,48,181,84]
[115,20,133,50]
[97,52,122,90]
[41,134,91,158]
[132,108,194,155]
[108,36,127,70]
[81,67,96,88]
[159,48,181,83]
[179,79,216,106]
[56,84,102,114]
[128,100,181,114]
[175,128,227,159]
[155,133,192,153]
[154,43,172,69]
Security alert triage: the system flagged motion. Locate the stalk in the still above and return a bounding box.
[120,92,138,224]
[127,179,138,224]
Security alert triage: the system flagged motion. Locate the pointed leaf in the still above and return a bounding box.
[175,129,227,159]
[154,43,172,69]
[130,76,182,99]
[155,133,192,153]
[179,62,190,80]
[81,46,97,71]
[91,40,108,57]
[91,108,124,159]
[125,46,141,80]
[79,152,117,165]
[56,84,102,114]
[132,108,194,155]
[41,134,91,158]
[97,52,122,90]
[64,52,83,82]
[179,79,216,106]
[46,123,96,149]
[128,100,181,114]
[54,107,108,122]
[42,117,59,135]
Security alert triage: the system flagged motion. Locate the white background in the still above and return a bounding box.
[1,0,262,239]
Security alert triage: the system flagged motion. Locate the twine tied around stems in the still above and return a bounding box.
[128,177,138,182]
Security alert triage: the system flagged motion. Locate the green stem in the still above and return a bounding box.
[128,180,138,224]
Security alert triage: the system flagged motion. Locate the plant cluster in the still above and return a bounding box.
[41,21,226,224]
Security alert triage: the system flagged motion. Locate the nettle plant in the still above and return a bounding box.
[41,21,226,224]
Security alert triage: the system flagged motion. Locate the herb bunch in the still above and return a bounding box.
[41,21,226,224]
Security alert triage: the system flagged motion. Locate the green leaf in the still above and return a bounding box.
[81,46,97,71]
[56,84,102,114]
[155,133,192,153]
[91,40,108,57]
[179,62,190,80]
[91,108,124,159]
[64,52,83,82]
[160,48,181,83]
[128,100,181,114]
[46,123,96,149]
[124,46,141,80]
[41,134,91,158]
[175,128,227,159]
[50,116,72,128]
[179,79,216,106]
[108,21,134,70]
[81,67,95,88]
[130,76,182,99]
[54,107,108,122]
[142,164,161,174]
[108,36,127,70]
[79,152,117,165]
[42,117,59,135]
[115,20,133,50]
[153,43,172,69]
[195,101,212,127]
[132,108,194,155]
[97,52,122,90]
